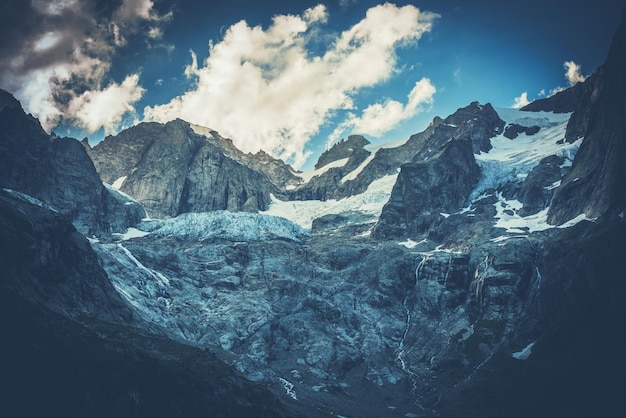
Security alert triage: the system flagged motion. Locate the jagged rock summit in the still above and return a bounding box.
[314,134,371,170]
[86,119,300,218]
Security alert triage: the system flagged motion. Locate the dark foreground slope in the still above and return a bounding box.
[435,7,626,417]
[0,192,302,418]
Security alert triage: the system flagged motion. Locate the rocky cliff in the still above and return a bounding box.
[547,6,626,225]
[0,90,144,235]
[314,135,371,170]
[373,138,480,238]
[289,102,504,203]
[87,119,298,218]
[372,102,504,239]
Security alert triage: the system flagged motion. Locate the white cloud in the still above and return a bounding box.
[549,86,565,96]
[11,52,112,130]
[543,60,586,98]
[512,91,530,109]
[144,3,438,168]
[67,74,145,133]
[563,60,586,86]
[148,27,163,40]
[115,0,155,23]
[112,0,172,46]
[303,4,328,23]
[329,78,435,143]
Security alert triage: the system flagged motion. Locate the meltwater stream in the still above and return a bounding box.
[395,255,430,394]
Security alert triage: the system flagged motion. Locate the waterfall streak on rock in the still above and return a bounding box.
[396,296,418,393]
[117,244,170,290]
[415,255,429,281]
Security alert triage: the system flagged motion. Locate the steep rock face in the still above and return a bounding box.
[0,190,134,323]
[287,148,372,201]
[0,90,143,235]
[180,145,274,213]
[185,126,302,191]
[88,119,281,218]
[373,139,480,239]
[548,7,626,224]
[518,155,565,216]
[435,221,626,418]
[92,206,566,417]
[420,101,504,155]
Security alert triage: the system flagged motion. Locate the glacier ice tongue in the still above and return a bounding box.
[138,211,309,242]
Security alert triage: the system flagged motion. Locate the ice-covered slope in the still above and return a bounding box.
[472,108,578,198]
[472,108,592,234]
[135,210,309,242]
[263,173,398,230]
[267,107,583,236]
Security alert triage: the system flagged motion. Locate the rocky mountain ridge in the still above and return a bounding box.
[0,90,144,236]
[1,6,625,418]
[86,119,303,218]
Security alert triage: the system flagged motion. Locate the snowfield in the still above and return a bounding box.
[263,173,398,230]
[471,108,580,201]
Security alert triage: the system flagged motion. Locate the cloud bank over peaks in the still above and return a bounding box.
[143,3,438,169]
[0,0,171,133]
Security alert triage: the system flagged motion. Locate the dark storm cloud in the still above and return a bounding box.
[0,0,121,77]
[0,0,170,132]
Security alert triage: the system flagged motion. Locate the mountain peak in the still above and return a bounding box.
[315,134,371,170]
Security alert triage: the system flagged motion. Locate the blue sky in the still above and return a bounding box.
[0,0,621,169]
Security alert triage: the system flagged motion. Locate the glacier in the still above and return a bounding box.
[135,210,309,242]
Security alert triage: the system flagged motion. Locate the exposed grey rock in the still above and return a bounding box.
[314,135,370,169]
[90,207,575,417]
[548,10,626,224]
[88,119,283,218]
[290,102,503,203]
[0,189,299,418]
[0,89,143,235]
[0,189,134,323]
[518,155,565,216]
[503,123,541,139]
[416,102,504,155]
[373,139,480,239]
